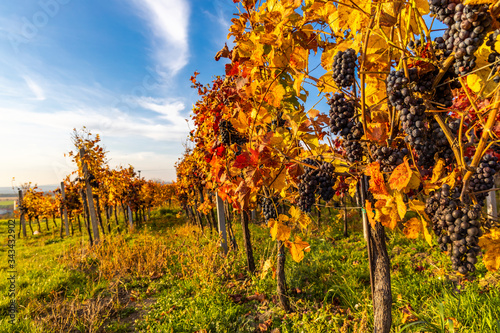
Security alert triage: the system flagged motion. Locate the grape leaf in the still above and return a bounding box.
[285,236,311,262]
[261,258,273,279]
[431,159,445,183]
[389,157,420,192]
[394,191,407,219]
[269,219,291,241]
[479,229,500,272]
[365,162,390,198]
[403,216,432,245]
[403,217,422,239]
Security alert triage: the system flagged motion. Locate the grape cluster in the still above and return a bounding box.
[298,159,336,212]
[486,30,500,83]
[430,0,457,25]
[426,184,482,274]
[219,119,247,146]
[332,48,357,88]
[469,154,500,205]
[327,93,364,163]
[442,4,492,75]
[261,196,279,222]
[429,119,460,163]
[386,69,428,146]
[433,37,462,109]
[328,93,356,137]
[370,146,408,172]
[318,162,337,201]
[344,120,364,163]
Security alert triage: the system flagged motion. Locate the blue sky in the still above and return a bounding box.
[0,0,238,187]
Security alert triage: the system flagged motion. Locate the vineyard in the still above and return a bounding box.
[3,0,500,332]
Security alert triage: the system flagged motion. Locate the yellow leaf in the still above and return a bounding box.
[267,83,287,107]
[466,43,498,97]
[294,73,305,96]
[479,229,500,272]
[408,199,427,216]
[348,179,358,198]
[261,258,273,279]
[403,217,422,239]
[269,219,291,241]
[285,236,311,262]
[394,191,407,219]
[421,217,433,246]
[278,214,289,222]
[467,73,482,93]
[317,72,338,93]
[431,159,445,183]
[442,170,458,189]
[288,206,311,230]
[414,0,430,15]
[321,44,337,71]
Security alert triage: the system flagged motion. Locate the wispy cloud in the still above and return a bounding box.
[0,105,190,142]
[22,75,46,100]
[129,0,190,76]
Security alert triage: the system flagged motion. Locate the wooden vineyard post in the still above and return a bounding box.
[79,148,100,244]
[127,205,133,227]
[277,240,292,312]
[60,182,70,237]
[357,179,369,241]
[343,196,348,237]
[360,176,392,333]
[216,193,228,254]
[17,190,27,237]
[487,191,498,223]
[241,210,256,273]
[18,190,27,237]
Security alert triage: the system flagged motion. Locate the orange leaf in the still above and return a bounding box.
[403,217,422,239]
[365,200,377,229]
[388,157,420,192]
[366,122,389,143]
[236,181,251,211]
[365,162,390,198]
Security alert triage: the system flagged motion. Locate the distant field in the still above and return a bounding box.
[0,200,14,207]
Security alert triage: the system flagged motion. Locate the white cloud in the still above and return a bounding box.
[130,0,190,76]
[22,75,46,100]
[0,105,190,142]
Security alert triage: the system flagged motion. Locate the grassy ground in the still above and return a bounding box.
[0,200,14,206]
[1,207,500,332]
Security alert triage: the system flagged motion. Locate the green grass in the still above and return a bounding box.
[0,201,13,207]
[1,207,500,332]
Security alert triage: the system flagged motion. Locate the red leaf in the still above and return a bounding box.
[234,152,252,169]
[225,62,240,76]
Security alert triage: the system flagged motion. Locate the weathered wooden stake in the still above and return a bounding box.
[216,193,228,254]
[60,182,70,237]
[127,205,133,227]
[487,190,498,223]
[18,190,27,237]
[79,148,100,244]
